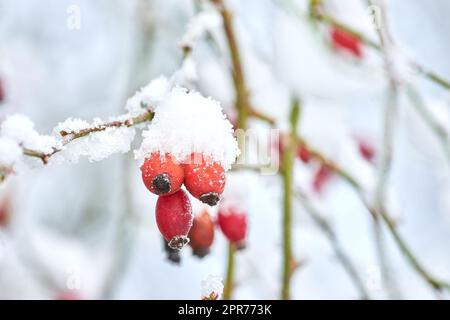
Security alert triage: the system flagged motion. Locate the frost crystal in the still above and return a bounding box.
[135,87,239,170]
[201,275,223,300]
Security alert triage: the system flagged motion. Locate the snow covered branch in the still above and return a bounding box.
[22,110,154,165]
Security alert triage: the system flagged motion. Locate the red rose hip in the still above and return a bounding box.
[217,204,247,249]
[312,164,333,193]
[188,209,215,258]
[141,152,184,196]
[156,189,193,250]
[330,26,363,58]
[183,153,226,206]
[297,145,311,163]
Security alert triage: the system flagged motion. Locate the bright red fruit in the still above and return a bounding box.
[297,145,311,163]
[141,152,184,196]
[358,140,375,163]
[217,204,247,248]
[188,209,215,258]
[312,164,333,193]
[156,189,193,250]
[330,27,363,58]
[183,153,226,206]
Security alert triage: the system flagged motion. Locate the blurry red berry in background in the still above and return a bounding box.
[0,78,4,103]
[55,291,83,300]
[183,153,226,207]
[297,145,311,163]
[330,26,363,58]
[312,164,333,193]
[155,189,193,250]
[217,205,247,249]
[188,209,215,258]
[357,139,376,163]
[141,152,184,196]
[0,198,10,227]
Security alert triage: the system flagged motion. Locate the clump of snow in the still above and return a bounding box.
[201,275,223,300]
[171,56,198,88]
[0,114,57,154]
[135,87,239,170]
[0,137,22,167]
[52,127,136,163]
[180,11,222,49]
[125,76,171,116]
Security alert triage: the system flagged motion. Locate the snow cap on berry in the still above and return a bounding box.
[135,87,239,171]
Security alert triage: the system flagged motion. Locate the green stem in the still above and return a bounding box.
[223,243,235,300]
[281,98,300,300]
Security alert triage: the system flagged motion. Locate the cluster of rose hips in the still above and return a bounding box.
[141,151,246,254]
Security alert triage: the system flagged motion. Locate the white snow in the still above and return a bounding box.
[135,87,239,170]
[125,76,171,116]
[0,137,22,167]
[180,11,222,50]
[0,113,57,154]
[201,274,223,300]
[52,127,136,163]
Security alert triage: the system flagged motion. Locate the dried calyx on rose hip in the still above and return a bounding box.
[156,189,193,250]
[141,152,184,196]
[188,209,215,258]
[162,237,181,264]
[217,204,247,250]
[183,153,226,206]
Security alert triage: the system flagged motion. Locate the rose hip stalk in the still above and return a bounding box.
[184,153,226,206]
[141,152,184,196]
[217,204,247,249]
[188,209,215,258]
[155,189,193,250]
